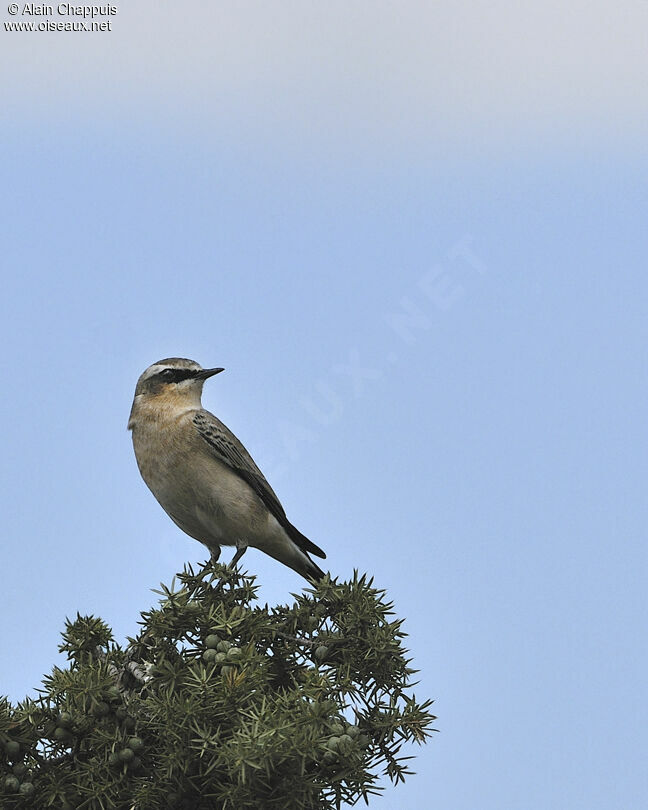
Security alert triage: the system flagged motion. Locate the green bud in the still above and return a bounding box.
[327,736,340,751]
[338,734,353,752]
[202,648,218,663]
[128,736,144,752]
[19,782,35,797]
[92,701,110,717]
[315,645,329,662]
[118,747,135,763]
[3,775,20,793]
[4,740,20,758]
[227,646,242,659]
[216,640,231,653]
[54,726,72,742]
[205,634,220,649]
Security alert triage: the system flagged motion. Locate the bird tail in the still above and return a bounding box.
[286,529,326,582]
[285,521,327,560]
[303,556,326,583]
[263,532,326,583]
[285,545,325,583]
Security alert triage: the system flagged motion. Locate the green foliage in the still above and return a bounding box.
[0,563,436,809]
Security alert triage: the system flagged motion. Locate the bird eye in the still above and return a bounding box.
[161,369,176,380]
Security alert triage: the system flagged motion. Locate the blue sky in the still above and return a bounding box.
[1,3,647,808]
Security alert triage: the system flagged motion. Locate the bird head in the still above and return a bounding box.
[128,358,224,428]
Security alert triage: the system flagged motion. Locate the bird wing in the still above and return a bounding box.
[192,410,326,559]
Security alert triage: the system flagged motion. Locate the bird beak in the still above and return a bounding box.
[195,367,225,380]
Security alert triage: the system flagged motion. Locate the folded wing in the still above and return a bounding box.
[193,410,326,560]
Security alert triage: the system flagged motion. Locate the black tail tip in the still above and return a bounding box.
[306,560,326,583]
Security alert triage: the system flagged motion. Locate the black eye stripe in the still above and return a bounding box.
[158,368,196,383]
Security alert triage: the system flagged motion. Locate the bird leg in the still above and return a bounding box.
[211,543,247,591]
[206,547,224,589]
[229,544,248,570]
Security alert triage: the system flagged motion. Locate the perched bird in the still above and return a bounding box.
[128,358,326,581]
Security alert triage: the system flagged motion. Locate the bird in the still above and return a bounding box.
[128,358,326,582]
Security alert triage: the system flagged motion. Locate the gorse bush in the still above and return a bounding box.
[0,562,436,809]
